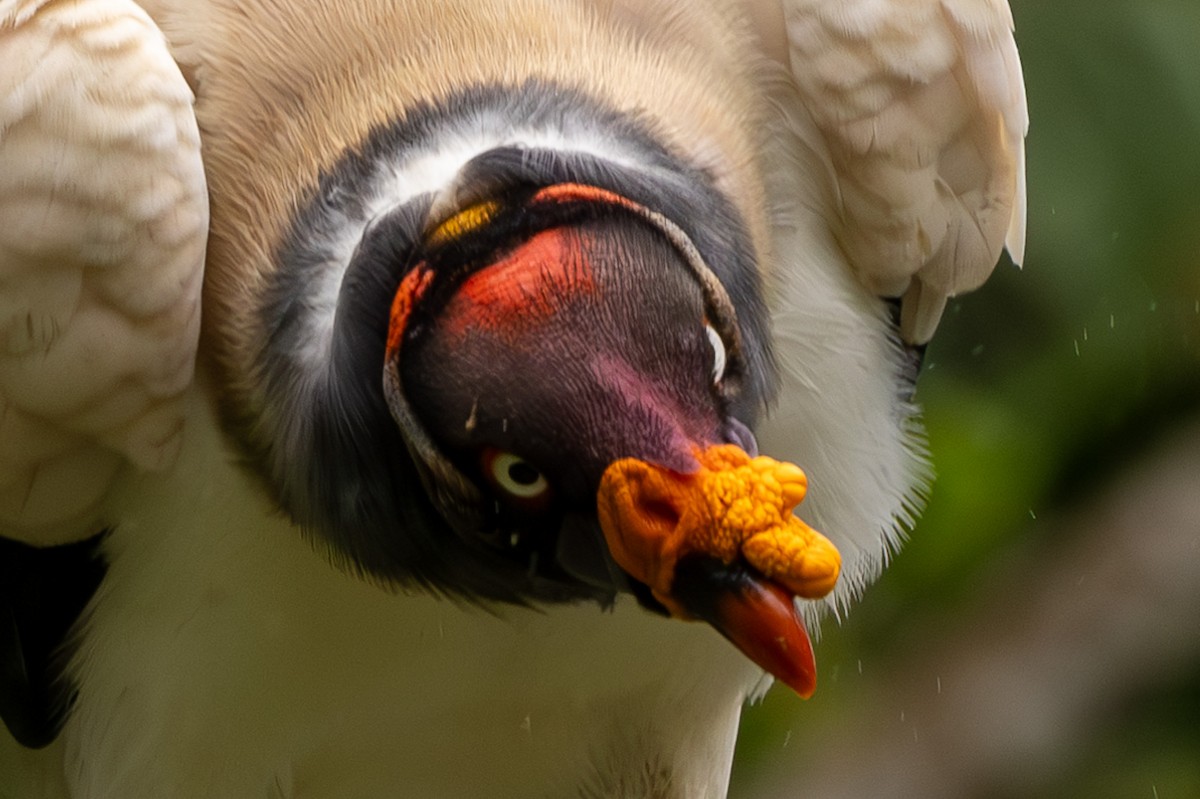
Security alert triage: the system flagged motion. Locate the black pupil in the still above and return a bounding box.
[507,460,541,486]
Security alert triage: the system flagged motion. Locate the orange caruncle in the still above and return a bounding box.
[685,445,841,600]
[597,443,842,618]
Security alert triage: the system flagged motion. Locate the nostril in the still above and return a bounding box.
[636,496,681,537]
[623,469,688,540]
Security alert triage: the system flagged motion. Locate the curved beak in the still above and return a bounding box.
[595,444,841,697]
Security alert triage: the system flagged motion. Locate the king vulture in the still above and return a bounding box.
[0,0,1027,795]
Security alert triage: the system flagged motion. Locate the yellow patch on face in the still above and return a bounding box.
[428,200,502,245]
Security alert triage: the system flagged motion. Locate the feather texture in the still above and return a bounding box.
[779,0,1027,343]
[754,65,930,616]
[0,0,206,543]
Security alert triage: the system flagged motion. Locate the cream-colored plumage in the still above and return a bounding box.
[0,0,206,544]
[776,0,1027,343]
[0,0,1025,796]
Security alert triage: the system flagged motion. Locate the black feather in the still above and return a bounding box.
[0,531,106,749]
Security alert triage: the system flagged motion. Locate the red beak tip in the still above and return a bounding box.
[706,579,819,700]
[778,665,817,699]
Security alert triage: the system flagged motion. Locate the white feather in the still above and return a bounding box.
[754,66,930,617]
[779,0,1029,343]
[0,0,206,544]
[54,383,757,797]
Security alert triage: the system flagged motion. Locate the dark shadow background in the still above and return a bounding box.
[733,2,1200,795]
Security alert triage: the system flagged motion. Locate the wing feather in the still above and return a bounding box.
[0,0,206,544]
[780,0,1028,343]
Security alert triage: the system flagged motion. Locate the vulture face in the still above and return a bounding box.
[402,205,728,582]
[380,184,838,695]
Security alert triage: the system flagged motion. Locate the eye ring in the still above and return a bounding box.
[705,323,727,384]
[484,450,550,500]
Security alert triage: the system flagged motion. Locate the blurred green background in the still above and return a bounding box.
[733,1,1200,796]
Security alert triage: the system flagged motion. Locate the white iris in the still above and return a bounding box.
[489,452,549,499]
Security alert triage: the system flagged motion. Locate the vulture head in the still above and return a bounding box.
[252,122,843,697]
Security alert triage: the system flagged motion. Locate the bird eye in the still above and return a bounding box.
[484,450,550,499]
[705,324,727,384]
